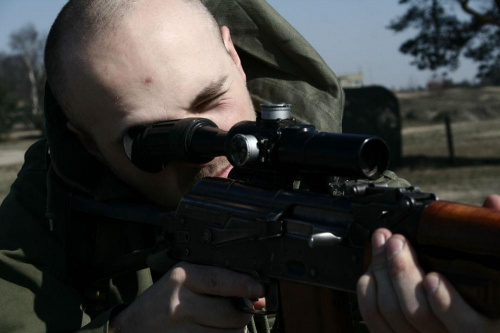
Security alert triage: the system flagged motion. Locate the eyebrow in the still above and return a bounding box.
[190,75,228,109]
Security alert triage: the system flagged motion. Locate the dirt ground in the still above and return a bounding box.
[0,87,499,205]
[395,118,500,205]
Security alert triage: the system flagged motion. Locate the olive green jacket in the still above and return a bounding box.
[0,1,344,332]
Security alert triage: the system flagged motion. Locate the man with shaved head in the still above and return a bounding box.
[45,0,255,208]
[1,0,500,332]
[3,0,261,331]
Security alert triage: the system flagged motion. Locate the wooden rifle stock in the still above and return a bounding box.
[417,201,500,318]
[418,201,500,261]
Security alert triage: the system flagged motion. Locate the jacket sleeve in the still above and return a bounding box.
[0,140,121,333]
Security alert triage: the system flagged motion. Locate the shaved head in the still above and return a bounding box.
[43,0,255,208]
[44,0,221,130]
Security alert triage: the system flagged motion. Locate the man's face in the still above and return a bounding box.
[66,1,256,208]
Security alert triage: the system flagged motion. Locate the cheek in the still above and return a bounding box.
[120,164,183,207]
[98,144,170,194]
[140,162,203,207]
[129,162,200,207]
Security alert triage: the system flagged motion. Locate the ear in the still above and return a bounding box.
[67,121,105,163]
[220,26,246,81]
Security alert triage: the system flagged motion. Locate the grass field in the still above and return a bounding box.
[395,118,500,205]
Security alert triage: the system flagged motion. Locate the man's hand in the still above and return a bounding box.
[357,194,500,333]
[110,262,264,332]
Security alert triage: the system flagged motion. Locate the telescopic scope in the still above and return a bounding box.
[123,105,389,179]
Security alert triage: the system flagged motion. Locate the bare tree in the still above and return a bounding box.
[0,53,18,138]
[9,24,46,130]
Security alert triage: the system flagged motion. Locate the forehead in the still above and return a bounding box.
[71,0,228,134]
[95,0,224,90]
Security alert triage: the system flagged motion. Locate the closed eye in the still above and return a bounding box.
[194,93,225,112]
[190,75,228,111]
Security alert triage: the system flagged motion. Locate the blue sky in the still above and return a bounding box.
[0,0,477,89]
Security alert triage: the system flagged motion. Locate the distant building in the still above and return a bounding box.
[342,85,402,167]
[338,72,364,88]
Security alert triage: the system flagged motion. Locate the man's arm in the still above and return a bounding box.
[357,194,500,332]
[0,141,100,332]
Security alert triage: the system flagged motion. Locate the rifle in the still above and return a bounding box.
[76,104,500,332]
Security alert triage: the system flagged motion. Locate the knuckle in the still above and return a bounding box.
[168,265,188,285]
[240,275,257,296]
[206,271,223,294]
[392,234,408,242]
[388,253,408,277]
[356,274,371,296]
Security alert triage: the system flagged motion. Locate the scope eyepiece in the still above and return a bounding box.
[124,118,224,173]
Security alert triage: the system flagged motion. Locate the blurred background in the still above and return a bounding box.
[1,0,499,204]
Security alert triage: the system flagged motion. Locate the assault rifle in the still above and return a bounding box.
[76,104,500,332]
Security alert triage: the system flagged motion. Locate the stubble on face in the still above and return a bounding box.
[152,155,231,208]
[179,156,231,191]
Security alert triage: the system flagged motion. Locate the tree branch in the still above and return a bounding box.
[457,0,500,27]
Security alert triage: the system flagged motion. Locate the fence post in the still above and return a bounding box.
[445,114,455,166]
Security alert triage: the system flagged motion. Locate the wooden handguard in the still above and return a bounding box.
[418,201,500,318]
